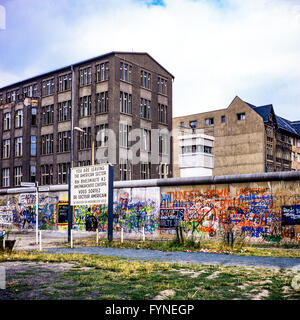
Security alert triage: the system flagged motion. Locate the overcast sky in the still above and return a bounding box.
[0,0,300,120]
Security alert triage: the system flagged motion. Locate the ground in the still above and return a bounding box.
[0,252,300,300]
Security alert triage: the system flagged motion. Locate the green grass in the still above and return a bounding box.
[71,238,300,258]
[0,251,299,300]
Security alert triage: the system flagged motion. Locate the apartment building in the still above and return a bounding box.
[173,96,300,177]
[0,52,174,188]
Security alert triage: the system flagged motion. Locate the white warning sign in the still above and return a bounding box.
[70,164,109,206]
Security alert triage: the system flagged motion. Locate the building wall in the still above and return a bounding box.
[173,96,265,177]
[0,52,174,186]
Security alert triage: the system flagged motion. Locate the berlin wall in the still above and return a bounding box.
[0,171,300,243]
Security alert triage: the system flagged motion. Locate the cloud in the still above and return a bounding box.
[0,0,300,120]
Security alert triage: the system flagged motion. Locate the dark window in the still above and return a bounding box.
[158,76,167,95]
[140,70,151,89]
[57,163,70,184]
[58,100,72,121]
[120,62,132,82]
[120,92,132,114]
[41,165,53,185]
[31,108,37,126]
[95,124,108,147]
[41,105,54,125]
[96,92,108,113]
[221,115,226,123]
[80,67,92,86]
[237,112,246,120]
[96,62,109,82]
[205,117,214,126]
[158,104,167,124]
[79,96,91,117]
[140,98,151,119]
[79,127,92,150]
[57,131,71,153]
[41,134,53,155]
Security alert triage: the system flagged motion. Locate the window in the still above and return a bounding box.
[78,160,91,167]
[205,118,214,126]
[79,127,91,150]
[95,124,108,147]
[140,98,151,120]
[119,123,132,148]
[120,62,132,82]
[158,104,168,124]
[0,93,3,105]
[31,108,37,126]
[33,84,38,97]
[181,145,212,154]
[9,89,20,102]
[59,73,72,92]
[41,164,53,185]
[189,120,197,128]
[291,152,295,161]
[41,134,54,155]
[2,168,10,187]
[41,105,54,125]
[96,92,108,113]
[96,62,109,82]
[15,137,23,157]
[14,166,22,186]
[140,162,151,179]
[57,131,71,153]
[119,159,132,181]
[141,129,151,152]
[298,154,300,163]
[2,139,10,159]
[180,121,184,128]
[3,112,11,130]
[31,136,37,156]
[221,115,226,123]
[140,70,151,89]
[23,84,37,98]
[6,92,11,103]
[290,137,294,146]
[297,139,300,148]
[120,92,132,114]
[159,134,169,155]
[237,112,246,120]
[80,67,92,86]
[79,96,91,117]
[58,100,72,121]
[42,79,55,96]
[30,165,36,183]
[57,163,70,184]
[158,76,167,95]
[159,163,169,179]
[15,109,23,128]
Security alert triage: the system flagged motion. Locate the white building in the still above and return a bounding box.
[177,128,214,177]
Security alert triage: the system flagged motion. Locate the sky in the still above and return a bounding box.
[0,0,300,119]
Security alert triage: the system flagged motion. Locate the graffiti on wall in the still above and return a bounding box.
[160,185,300,241]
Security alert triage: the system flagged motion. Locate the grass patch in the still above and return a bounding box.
[0,251,300,300]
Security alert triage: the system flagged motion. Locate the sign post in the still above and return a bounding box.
[107,165,114,242]
[68,164,113,243]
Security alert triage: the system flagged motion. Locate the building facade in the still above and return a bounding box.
[173,96,300,177]
[0,52,174,188]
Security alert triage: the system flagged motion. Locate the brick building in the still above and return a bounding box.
[173,96,300,177]
[0,52,174,188]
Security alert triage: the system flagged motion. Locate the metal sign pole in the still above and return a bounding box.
[68,168,73,242]
[35,182,39,245]
[107,165,114,242]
